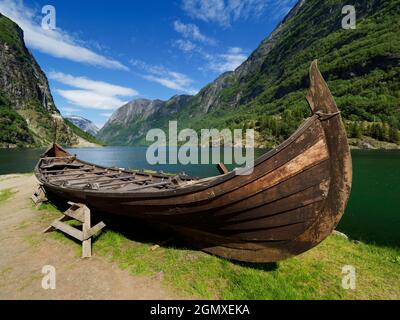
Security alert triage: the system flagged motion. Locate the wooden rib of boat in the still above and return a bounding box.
[34,61,352,263]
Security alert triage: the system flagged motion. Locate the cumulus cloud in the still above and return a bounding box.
[130,60,198,95]
[49,72,137,110]
[0,0,128,70]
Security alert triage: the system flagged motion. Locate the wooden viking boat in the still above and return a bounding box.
[34,61,352,263]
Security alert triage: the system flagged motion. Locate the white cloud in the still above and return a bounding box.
[50,72,137,110]
[130,60,198,95]
[0,0,128,70]
[204,47,248,73]
[181,0,268,27]
[143,73,197,95]
[59,106,79,115]
[48,72,138,96]
[173,39,197,52]
[100,112,112,117]
[56,90,128,110]
[173,20,216,45]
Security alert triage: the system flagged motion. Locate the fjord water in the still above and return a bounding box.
[337,150,400,247]
[0,147,399,247]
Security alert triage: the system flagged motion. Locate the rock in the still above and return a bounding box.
[65,116,100,136]
[98,95,192,145]
[333,230,349,240]
[359,141,375,149]
[0,13,87,147]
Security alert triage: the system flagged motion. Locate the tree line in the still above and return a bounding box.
[347,121,400,144]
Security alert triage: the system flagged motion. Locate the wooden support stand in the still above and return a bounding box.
[217,163,229,175]
[44,202,106,258]
[31,184,48,205]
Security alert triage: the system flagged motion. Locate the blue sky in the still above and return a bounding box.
[0,0,297,128]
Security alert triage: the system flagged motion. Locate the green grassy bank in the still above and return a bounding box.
[37,203,400,300]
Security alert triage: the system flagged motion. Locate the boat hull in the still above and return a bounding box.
[35,61,352,263]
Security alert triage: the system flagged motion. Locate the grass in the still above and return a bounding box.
[92,231,400,300]
[36,202,63,214]
[35,202,400,300]
[0,188,16,203]
[22,234,42,249]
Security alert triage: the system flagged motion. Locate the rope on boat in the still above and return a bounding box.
[315,110,341,121]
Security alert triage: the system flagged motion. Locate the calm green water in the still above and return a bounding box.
[0,147,399,247]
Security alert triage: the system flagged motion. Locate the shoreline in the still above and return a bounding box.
[0,144,104,150]
[348,136,400,150]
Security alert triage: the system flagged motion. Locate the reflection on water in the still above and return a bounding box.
[0,146,399,247]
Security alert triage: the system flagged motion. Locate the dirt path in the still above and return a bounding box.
[0,174,178,300]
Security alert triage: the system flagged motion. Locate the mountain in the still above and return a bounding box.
[98,95,192,145]
[0,13,97,148]
[64,116,99,136]
[100,0,399,148]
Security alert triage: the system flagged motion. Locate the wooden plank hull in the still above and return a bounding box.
[34,61,352,263]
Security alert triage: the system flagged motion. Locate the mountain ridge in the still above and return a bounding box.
[97,95,193,145]
[0,13,98,148]
[100,0,400,148]
[64,115,99,136]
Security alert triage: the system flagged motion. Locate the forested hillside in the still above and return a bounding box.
[100,0,399,148]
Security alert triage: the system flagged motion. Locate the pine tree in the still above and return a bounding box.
[389,126,400,144]
[354,122,362,139]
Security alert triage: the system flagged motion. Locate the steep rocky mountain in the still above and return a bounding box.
[64,116,99,136]
[101,0,399,147]
[0,13,95,148]
[98,95,192,145]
